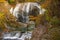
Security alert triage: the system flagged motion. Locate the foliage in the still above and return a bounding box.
[0,3,25,32]
[42,0,60,40]
[31,0,60,40]
[7,0,16,4]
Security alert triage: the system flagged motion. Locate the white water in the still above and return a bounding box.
[3,2,46,40]
[10,2,46,23]
[3,31,32,40]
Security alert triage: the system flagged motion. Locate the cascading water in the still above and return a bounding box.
[10,2,45,23]
[3,2,46,40]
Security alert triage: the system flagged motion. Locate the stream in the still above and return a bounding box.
[3,31,32,40]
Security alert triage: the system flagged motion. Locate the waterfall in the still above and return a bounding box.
[10,2,46,23]
[3,2,46,40]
